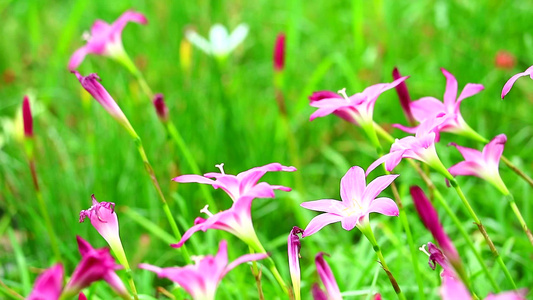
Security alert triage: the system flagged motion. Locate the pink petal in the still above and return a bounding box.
[449,143,483,162]
[315,253,342,300]
[485,289,528,300]
[340,214,359,231]
[410,97,445,122]
[224,252,268,276]
[302,213,343,237]
[90,20,111,37]
[361,76,409,102]
[311,283,328,300]
[110,10,148,40]
[172,174,215,185]
[27,264,64,300]
[170,221,206,248]
[309,91,342,102]
[366,197,399,217]
[440,273,472,300]
[68,47,89,71]
[310,107,341,121]
[456,83,484,110]
[367,150,405,175]
[287,227,303,297]
[340,166,366,205]
[392,123,418,134]
[482,134,506,166]
[362,174,399,206]
[301,199,343,214]
[441,68,458,110]
[448,161,483,178]
[501,65,533,99]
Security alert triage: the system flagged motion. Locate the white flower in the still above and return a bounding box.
[186,23,249,58]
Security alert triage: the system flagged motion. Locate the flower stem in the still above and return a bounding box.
[249,246,265,300]
[110,241,138,300]
[500,155,533,188]
[133,136,191,264]
[505,194,533,246]
[116,52,154,100]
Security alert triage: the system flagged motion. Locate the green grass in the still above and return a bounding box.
[1,0,533,299]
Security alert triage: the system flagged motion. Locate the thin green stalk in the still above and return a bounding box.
[501,155,533,189]
[133,136,191,264]
[116,53,154,100]
[505,194,533,246]
[109,241,138,300]
[249,246,265,300]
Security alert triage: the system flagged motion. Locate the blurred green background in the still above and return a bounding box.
[1,0,532,299]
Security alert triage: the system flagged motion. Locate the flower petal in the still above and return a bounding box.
[302,213,343,237]
[27,264,64,300]
[227,24,249,53]
[186,30,212,55]
[366,151,405,175]
[456,83,484,110]
[224,252,268,277]
[485,289,528,300]
[410,97,445,122]
[448,161,483,178]
[172,174,216,185]
[110,10,148,37]
[301,199,343,214]
[501,65,533,99]
[449,143,483,162]
[68,47,89,71]
[482,134,506,166]
[441,68,458,110]
[366,197,399,217]
[315,253,342,300]
[362,174,399,206]
[440,272,472,300]
[209,24,230,55]
[340,166,366,206]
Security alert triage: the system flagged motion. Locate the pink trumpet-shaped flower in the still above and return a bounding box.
[80,195,119,248]
[153,93,169,123]
[314,253,342,300]
[392,67,415,125]
[140,240,267,300]
[68,10,147,70]
[448,134,509,194]
[63,236,128,298]
[22,96,33,137]
[501,65,533,99]
[173,162,296,202]
[288,227,304,300]
[309,76,409,127]
[73,71,136,137]
[27,264,64,300]
[301,166,399,238]
[394,68,484,138]
[273,33,286,72]
[367,116,451,178]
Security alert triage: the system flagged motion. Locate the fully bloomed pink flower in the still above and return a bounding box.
[394,68,484,138]
[301,166,399,237]
[312,253,342,300]
[27,264,64,300]
[448,134,509,194]
[288,227,304,300]
[68,10,147,70]
[140,240,267,300]
[308,76,408,127]
[501,65,533,99]
[63,236,128,298]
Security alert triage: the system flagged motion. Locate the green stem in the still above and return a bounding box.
[249,246,265,300]
[117,52,154,100]
[133,136,191,264]
[505,194,533,246]
[501,155,533,189]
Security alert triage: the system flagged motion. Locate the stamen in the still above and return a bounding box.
[82,31,92,42]
[215,163,225,174]
[191,255,205,265]
[419,244,430,257]
[200,205,214,217]
[337,88,350,101]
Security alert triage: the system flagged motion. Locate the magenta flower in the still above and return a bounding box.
[63,236,128,299]
[501,65,533,99]
[68,10,147,70]
[392,67,415,125]
[300,166,399,237]
[153,93,169,122]
[288,226,304,300]
[273,33,286,72]
[313,253,342,300]
[140,240,268,300]
[448,134,508,194]
[22,96,33,137]
[73,71,136,137]
[27,264,63,300]
[309,76,408,127]
[367,116,451,179]
[394,68,484,140]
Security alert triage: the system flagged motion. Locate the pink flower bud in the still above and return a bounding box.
[392,67,415,124]
[273,33,286,72]
[22,96,33,137]
[27,264,64,300]
[153,93,169,122]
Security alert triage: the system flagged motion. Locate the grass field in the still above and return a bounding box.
[1,1,532,299]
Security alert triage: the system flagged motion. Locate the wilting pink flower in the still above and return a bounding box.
[411,186,459,265]
[68,10,147,70]
[273,33,286,72]
[140,240,267,300]
[392,67,415,124]
[73,71,136,136]
[309,76,408,127]
[288,227,303,300]
[301,166,398,237]
[367,116,451,179]
[153,93,169,122]
[63,236,128,298]
[313,253,342,300]
[501,65,533,99]
[22,96,33,137]
[448,134,509,194]
[27,264,64,300]
[394,68,484,138]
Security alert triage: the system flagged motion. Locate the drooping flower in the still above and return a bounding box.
[153,93,169,122]
[448,134,509,194]
[288,227,304,300]
[273,33,286,72]
[79,195,129,269]
[392,67,415,125]
[501,65,533,99]
[394,68,484,140]
[62,236,128,299]
[301,166,399,238]
[27,264,64,300]
[22,96,33,137]
[313,253,342,300]
[68,10,147,70]
[185,23,249,59]
[367,116,451,179]
[73,71,136,137]
[139,240,268,300]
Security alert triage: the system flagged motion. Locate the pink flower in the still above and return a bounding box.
[301,166,399,237]
[394,68,484,139]
[139,240,268,300]
[27,264,64,300]
[392,67,415,124]
[68,10,147,70]
[313,253,342,300]
[309,76,409,127]
[288,227,304,300]
[63,236,128,298]
[273,33,286,72]
[22,96,33,137]
[153,93,169,122]
[367,116,451,179]
[448,134,508,194]
[73,71,136,136]
[501,65,533,99]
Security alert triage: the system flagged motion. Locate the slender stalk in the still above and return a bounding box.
[133,136,191,263]
[116,53,154,100]
[505,194,533,246]
[501,155,533,188]
[110,241,138,300]
[249,246,265,300]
